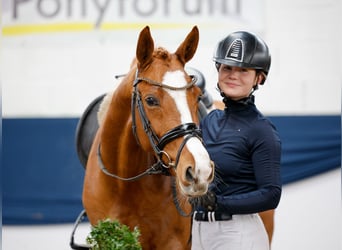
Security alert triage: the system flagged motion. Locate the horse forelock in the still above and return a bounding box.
[154,47,171,61]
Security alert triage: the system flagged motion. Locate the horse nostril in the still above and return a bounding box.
[186,166,194,182]
[208,161,215,181]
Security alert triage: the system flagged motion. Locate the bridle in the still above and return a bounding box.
[132,70,202,166]
[97,70,203,216]
[97,70,203,181]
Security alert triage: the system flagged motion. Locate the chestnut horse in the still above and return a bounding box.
[82,26,214,250]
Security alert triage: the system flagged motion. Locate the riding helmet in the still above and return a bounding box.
[213,31,271,84]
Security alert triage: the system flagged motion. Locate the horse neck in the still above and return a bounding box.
[99,107,171,192]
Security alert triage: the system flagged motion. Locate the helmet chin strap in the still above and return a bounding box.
[216,82,258,105]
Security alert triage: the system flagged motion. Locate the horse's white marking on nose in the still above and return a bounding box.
[163,71,212,181]
[186,138,212,181]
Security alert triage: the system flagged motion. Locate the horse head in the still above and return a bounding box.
[131,26,214,197]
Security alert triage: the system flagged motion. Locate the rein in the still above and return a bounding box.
[97,143,167,181]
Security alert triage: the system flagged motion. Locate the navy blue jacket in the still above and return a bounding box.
[200,96,282,214]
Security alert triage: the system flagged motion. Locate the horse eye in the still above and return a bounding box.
[197,95,202,102]
[145,96,159,106]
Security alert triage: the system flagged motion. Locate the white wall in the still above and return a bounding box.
[272,168,341,250]
[2,0,341,117]
[261,0,342,115]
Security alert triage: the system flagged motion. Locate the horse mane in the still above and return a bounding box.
[97,91,113,125]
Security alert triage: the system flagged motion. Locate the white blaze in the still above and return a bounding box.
[162,71,212,185]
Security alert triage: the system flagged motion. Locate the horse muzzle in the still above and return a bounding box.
[178,151,215,197]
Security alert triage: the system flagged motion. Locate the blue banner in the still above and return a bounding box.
[2,115,341,224]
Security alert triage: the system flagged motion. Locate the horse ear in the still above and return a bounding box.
[175,26,199,65]
[136,26,154,70]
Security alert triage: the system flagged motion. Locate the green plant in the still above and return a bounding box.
[86,219,142,250]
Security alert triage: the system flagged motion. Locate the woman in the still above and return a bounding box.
[191,31,282,250]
